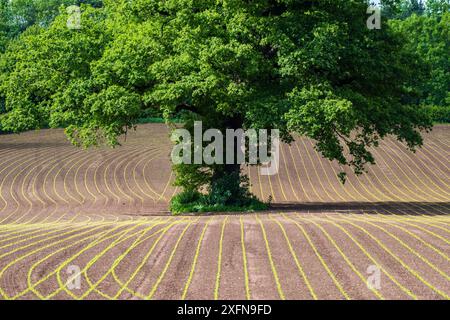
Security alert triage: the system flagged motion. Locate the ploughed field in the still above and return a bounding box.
[0,124,448,299]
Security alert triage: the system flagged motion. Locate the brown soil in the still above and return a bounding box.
[0,124,448,300]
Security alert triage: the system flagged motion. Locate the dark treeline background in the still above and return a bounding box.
[0,0,103,51]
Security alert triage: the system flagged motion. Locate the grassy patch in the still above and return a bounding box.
[170,190,268,215]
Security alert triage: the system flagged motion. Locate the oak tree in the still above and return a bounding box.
[0,0,433,211]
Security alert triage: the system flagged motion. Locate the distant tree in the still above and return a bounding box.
[425,0,450,16]
[0,5,111,132]
[0,0,433,210]
[0,0,11,52]
[0,0,105,134]
[384,0,449,19]
[390,2,449,107]
[401,0,426,17]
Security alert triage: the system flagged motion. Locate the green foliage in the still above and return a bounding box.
[399,0,426,18]
[170,170,267,214]
[171,190,201,206]
[387,1,450,125]
[285,85,357,169]
[0,0,103,52]
[206,171,254,206]
[0,0,440,211]
[0,0,9,52]
[383,0,449,19]
[423,105,450,123]
[390,11,449,108]
[425,0,450,16]
[0,5,116,144]
[170,189,267,215]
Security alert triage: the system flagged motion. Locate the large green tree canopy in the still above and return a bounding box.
[0,0,440,209]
